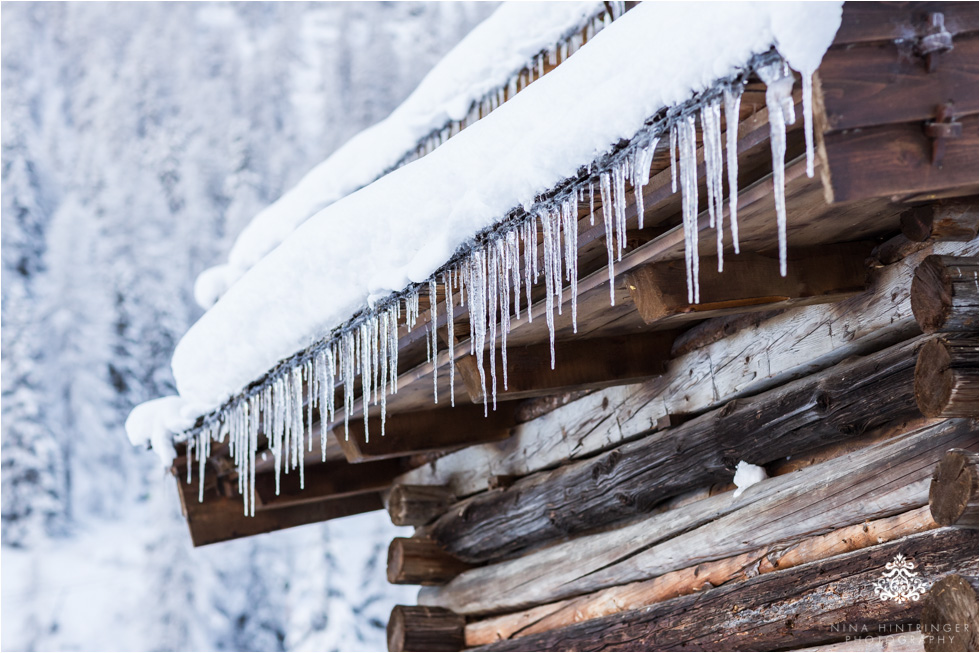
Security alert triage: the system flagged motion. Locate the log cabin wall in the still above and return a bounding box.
[383,3,980,651]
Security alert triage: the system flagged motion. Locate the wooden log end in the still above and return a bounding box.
[916,339,956,417]
[911,257,953,334]
[387,537,471,586]
[929,449,980,528]
[389,484,454,527]
[921,575,979,652]
[387,605,464,652]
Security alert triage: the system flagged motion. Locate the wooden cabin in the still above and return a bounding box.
[163,3,978,651]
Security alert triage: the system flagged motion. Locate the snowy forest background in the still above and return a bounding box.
[1,3,497,650]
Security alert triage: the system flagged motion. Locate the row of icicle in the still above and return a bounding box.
[397,1,627,169]
[185,57,814,517]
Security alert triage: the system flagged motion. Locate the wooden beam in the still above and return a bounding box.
[387,605,464,653]
[397,241,978,499]
[929,449,979,528]
[911,256,979,334]
[418,418,974,616]
[820,114,978,204]
[833,2,979,46]
[478,528,978,652]
[901,202,979,243]
[387,537,472,586]
[387,484,455,527]
[426,335,930,563]
[335,402,519,463]
[921,575,980,652]
[625,243,870,324]
[454,332,674,403]
[915,338,979,418]
[465,507,937,647]
[253,458,403,510]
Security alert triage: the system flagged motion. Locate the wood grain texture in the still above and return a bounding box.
[920,575,979,652]
[914,338,979,418]
[832,2,979,45]
[387,605,464,653]
[929,449,979,528]
[911,256,979,334]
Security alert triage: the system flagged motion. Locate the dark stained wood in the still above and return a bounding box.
[929,449,979,528]
[625,243,871,324]
[454,332,674,403]
[833,2,979,46]
[387,537,472,586]
[901,202,979,242]
[254,458,403,510]
[478,528,979,652]
[388,484,455,527]
[335,402,520,463]
[921,575,980,652]
[387,605,464,653]
[915,338,979,418]
[427,335,930,564]
[911,256,979,334]
[819,34,978,132]
[821,114,978,204]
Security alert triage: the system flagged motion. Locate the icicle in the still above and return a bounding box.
[487,243,499,410]
[599,170,616,304]
[678,113,701,304]
[630,137,657,230]
[561,195,579,332]
[508,230,521,320]
[359,322,371,443]
[443,271,455,407]
[723,87,742,254]
[801,72,815,178]
[291,366,304,489]
[537,53,544,79]
[701,99,726,272]
[759,62,794,277]
[612,162,627,261]
[429,279,438,404]
[669,123,678,193]
[523,216,535,320]
[497,238,511,391]
[540,210,557,368]
[588,181,595,226]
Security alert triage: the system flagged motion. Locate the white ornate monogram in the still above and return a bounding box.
[873,554,929,603]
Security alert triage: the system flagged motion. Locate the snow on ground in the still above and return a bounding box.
[164,2,842,423]
[194,1,609,309]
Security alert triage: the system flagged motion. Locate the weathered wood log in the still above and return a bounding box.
[920,575,979,652]
[465,507,937,646]
[794,633,924,652]
[901,203,979,243]
[911,256,979,334]
[387,537,471,586]
[670,309,783,358]
[427,335,930,563]
[387,485,455,527]
[478,528,978,651]
[625,244,870,324]
[419,418,974,616]
[929,449,979,528]
[387,605,464,652]
[397,242,978,499]
[915,338,979,418]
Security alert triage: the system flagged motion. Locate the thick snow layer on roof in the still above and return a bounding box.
[145,1,842,449]
[194,1,607,309]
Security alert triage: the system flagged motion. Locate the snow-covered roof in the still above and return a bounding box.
[129,2,842,512]
[193,1,625,309]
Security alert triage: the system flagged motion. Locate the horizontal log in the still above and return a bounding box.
[625,243,870,324]
[396,242,978,499]
[901,202,979,243]
[465,507,937,647]
[833,2,979,45]
[920,575,979,652]
[387,484,455,527]
[911,255,979,334]
[478,528,979,651]
[821,114,978,204]
[454,332,674,403]
[929,449,979,528]
[419,418,975,616]
[915,338,979,418]
[818,33,978,132]
[387,537,471,586]
[427,335,930,563]
[387,605,464,653]
[335,402,519,463]
[254,458,403,510]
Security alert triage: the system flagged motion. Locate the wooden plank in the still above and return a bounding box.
[334,402,519,463]
[426,335,933,563]
[833,2,979,45]
[477,528,978,652]
[396,241,979,499]
[821,114,978,204]
[454,332,674,403]
[464,507,937,647]
[254,458,403,510]
[418,418,975,616]
[625,242,871,324]
[818,34,978,131]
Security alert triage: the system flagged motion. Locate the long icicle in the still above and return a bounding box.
[723,86,742,254]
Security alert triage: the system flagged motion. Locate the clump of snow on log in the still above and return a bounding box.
[127,2,844,515]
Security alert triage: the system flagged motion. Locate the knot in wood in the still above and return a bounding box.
[591,450,622,481]
[814,390,834,413]
[719,399,739,418]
